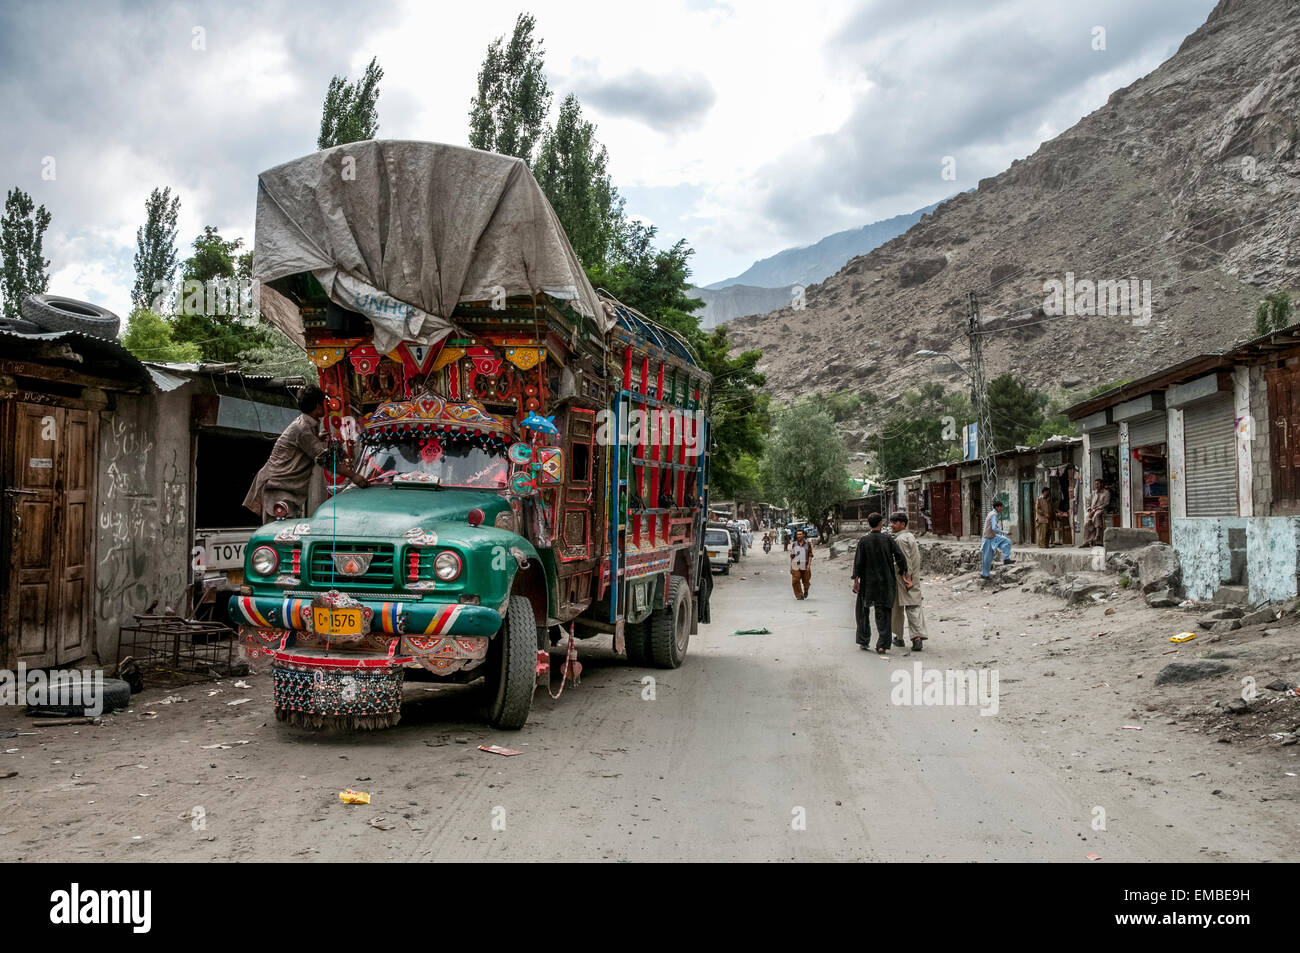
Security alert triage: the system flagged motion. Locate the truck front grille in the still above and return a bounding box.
[310,542,396,588]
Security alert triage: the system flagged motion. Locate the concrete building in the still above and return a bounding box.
[1065,322,1300,603]
[913,437,1083,543]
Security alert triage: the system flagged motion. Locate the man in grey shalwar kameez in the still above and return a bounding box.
[242,386,368,523]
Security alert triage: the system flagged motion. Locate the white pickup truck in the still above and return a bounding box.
[193,528,255,618]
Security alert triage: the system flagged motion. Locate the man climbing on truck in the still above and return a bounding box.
[242,385,369,523]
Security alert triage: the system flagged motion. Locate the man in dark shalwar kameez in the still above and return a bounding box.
[851,512,911,654]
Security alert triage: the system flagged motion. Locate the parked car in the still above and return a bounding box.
[704,526,732,575]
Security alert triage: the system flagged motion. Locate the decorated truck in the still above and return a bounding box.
[230,141,712,730]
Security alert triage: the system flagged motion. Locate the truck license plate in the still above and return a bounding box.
[312,606,363,636]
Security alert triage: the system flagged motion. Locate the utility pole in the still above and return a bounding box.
[967,291,998,512]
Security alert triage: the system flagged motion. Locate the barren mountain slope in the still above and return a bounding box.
[730,0,1300,407]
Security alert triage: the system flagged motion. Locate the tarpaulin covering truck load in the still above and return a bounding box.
[230,140,713,730]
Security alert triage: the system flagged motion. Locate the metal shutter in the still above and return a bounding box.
[1089,425,1119,449]
[1184,395,1237,517]
[1127,414,1166,449]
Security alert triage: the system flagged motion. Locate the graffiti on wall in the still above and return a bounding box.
[95,407,190,629]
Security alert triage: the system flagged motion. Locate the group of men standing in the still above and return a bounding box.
[849,512,928,655]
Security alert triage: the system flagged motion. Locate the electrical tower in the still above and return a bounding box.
[967,291,998,511]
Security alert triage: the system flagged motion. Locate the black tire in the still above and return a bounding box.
[648,575,691,669]
[484,595,538,730]
[0,317,42,334]
[25,675,131,716]
[21,294,121,340]
[624,612,653,666]
[721,564,729,575]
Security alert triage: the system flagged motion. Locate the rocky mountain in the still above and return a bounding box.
[690,284,796,329]
[689,200,947,328]
[707,201,945,291]
[728,0,1300,420]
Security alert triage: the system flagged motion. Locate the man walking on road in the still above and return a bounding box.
[852,513,910,654]
[888,511,928,651]
[1080,478,1110,547]
[980,499,1014,579]
[1035,487,1055,548]
[790,528,813,600]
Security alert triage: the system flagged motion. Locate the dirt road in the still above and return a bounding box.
[2,545,1296,862]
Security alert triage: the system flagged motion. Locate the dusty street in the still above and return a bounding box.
[2,545,1296,862]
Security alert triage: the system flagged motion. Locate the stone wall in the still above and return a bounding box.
[1172,515,1300,603]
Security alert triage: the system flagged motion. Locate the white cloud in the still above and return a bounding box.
[0,0,1221,305]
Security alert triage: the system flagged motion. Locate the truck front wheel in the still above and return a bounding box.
[648,575,691,669]
[484,595,537,730]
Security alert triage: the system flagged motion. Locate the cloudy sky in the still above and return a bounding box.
[0,0,1218,322]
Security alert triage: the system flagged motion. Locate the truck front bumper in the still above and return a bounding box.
[230,592,503,639]
[229,593,503,676]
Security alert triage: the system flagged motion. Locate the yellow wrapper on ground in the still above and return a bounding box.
[339,789,371,804]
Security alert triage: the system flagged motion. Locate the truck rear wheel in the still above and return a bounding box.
[484,595,537,730]
[648,575,691,669]
[624,616,652,667]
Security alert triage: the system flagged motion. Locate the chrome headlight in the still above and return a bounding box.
[434,551,463,581]
[250,546,279,576]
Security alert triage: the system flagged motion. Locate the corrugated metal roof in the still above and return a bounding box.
[0,327,155,389]
[147,367,189,391]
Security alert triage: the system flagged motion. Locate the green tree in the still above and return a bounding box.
[1255,291,1293,336]
[697,328,769,499]
[765,397,851,537]
[872,383,972,480]
[237,330,315,379]
[317,56,383,149]
[824,391,863,423]
[132,186,181,309]
[1024,394,1080,446]
[0,187,51,319]
[987,373,1048,448]
[534,94,625,268]
[468,13,551,164]
[171,226,272,363]
[120,307,202,363]
[1084,377,1130,399]
[587,221,701,330]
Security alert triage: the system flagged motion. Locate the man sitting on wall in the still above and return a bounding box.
[1080,479,1110,548]
[243,385,368,523]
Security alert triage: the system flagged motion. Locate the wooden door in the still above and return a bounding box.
[948,480,963,537]
[559,406,598,561]
[1268,363,1300,512]
[2,402,97,667]
[1020,481,1035,544]
[931,482,949,535]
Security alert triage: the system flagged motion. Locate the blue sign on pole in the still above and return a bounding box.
[963,422,979,462]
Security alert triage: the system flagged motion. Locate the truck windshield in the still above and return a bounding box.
[358,435,509,490]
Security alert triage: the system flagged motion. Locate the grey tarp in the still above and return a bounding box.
[253,140,609,354]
